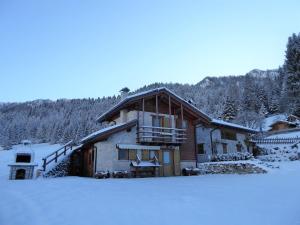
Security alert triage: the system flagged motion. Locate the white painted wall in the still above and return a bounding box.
[196,125,252,162]
[95,126,137,172]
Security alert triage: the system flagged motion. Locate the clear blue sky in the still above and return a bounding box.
[0,0,299,102]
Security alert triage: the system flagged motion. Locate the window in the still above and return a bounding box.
[150,150,159,159]
[163,151,170,164]
[182,120,188,129]
[142,150,149,160]
[222,143,228,154]
[129,150,137,160]
[118,149,129,160]
[197,144,205,155]
[221,130,237,140]
[236,143,242,152]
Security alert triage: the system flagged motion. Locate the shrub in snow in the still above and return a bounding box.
[182,167,200,176]
[211,152,253,162]
[112,170,129,178]
[44,156,71,178]
[256,142,300,162]
[95,171,110,179]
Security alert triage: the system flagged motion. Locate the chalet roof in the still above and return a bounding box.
[270,120,297,127]
[211,119,258,133]
[81,120,137,144]
[96,87,211,123]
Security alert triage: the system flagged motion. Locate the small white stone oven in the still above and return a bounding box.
[8,142,38,180]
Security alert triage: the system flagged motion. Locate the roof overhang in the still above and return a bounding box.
[96,88,211,123]
[81,120,137,145]
[117,144,160,151]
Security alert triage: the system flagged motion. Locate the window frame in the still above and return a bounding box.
[221,130,237,140]
[118,149,129,160]
[197,143,205,155]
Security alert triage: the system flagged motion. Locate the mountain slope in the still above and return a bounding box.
[0,69,281,148]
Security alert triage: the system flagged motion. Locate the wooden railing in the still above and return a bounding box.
[252,137,300,145]
[137,126,187,144]
[41,141,74,171]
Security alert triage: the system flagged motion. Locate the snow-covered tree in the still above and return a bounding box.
[283,33,300,115]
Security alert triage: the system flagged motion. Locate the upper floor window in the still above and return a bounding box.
[221,130,237,140]
[182,120,188,129]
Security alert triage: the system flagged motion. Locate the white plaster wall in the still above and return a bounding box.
[196,125,251,162]
[180,161,197,169]
[114,110,138,124]
[95,126,137,172]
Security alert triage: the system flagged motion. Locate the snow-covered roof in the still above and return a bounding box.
[212,119,257,133]
[96,87,211,123]
[81,120,137,143]
[261,114,287,131]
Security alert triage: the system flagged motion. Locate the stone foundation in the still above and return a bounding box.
[198,162,267,174]
[9,165,36,180]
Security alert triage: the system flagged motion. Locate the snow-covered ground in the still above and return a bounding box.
[0,143,62,180]
[0,162,300,225]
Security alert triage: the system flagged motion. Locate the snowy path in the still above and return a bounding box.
[1,162,300,225]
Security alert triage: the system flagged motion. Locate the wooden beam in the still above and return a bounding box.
[155,94,158,118]
[169,95,172,128]
[181,103,184,128]
[142,98,145,126]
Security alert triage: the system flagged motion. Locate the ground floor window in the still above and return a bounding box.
[163,151,170,164]
[150,150,159,159]
[129,150,137,160]
[222,143,228,154]
[197,143,205,154]
[118,149,129,160]
[141,150,149,160]
[236,143,242,152]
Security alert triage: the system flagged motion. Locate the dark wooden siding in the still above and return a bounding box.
[179,119,196,161]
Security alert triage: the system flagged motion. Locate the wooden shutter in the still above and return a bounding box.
[142,150,149,160]
[129,150,137,160]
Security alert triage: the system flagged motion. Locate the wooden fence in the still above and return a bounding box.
[252,137,300,145]
[42,141,74,171]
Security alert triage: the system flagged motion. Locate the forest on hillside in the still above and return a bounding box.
[0,33,299,149]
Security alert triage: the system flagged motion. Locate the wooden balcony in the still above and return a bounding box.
[137,125,187,145]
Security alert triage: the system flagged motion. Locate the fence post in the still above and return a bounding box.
[55,151,58,163]
[43,158,46,171]
[64,146,67,155]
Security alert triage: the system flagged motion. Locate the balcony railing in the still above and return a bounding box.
[137,125,187,144]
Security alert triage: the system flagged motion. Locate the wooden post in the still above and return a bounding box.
[155,94,158,118]
[64,146,67,155]
[55,151,58,163]
[168,95,171,127]
[142,98,145,126]
[43,158,46,171]
[180,103,184,128]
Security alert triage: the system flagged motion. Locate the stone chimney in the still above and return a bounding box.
[120,87,130,100]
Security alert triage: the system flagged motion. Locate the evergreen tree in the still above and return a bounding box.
[221,97,237,121]
[283,33,300,115]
